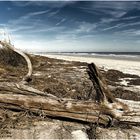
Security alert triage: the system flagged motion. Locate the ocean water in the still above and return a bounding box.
[43,52,140,62]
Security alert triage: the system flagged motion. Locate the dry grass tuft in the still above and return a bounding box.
[0,48,26,67]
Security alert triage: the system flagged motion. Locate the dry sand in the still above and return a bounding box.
[44,54,140,76]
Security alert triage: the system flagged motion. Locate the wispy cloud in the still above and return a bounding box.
[10,1,31,7]
[121,16,140,20]
[76,22,97,33]
[102,23,124,31]
[78,2,128,18]
[91,1,140,11]
[121,21,140,28]
[113,29,140,38]
[6,9,59,34]
[12,1,76,8]
[28,10,51,16]
[8,25,34,32]
[100,18,116,24]
[20,9,51,20]
[1,1,140,52]
[8,9,50,26]
[47,9,60,17]
[56,18,66,26]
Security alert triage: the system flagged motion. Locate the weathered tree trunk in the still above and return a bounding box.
[0,82,110,125]
[0,82,139,127]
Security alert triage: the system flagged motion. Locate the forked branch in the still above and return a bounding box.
[87,63,130,118]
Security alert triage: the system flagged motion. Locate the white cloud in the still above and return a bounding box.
[3,1,140,52]
[6,9,61,34]
[121,16,139,20]
[7,9,51,27]
[8,25,34,33]
[13,38,77,52]
[28,10,51,16]
[10,1,31,7]
[92,1,140,11]
[76,22,97,33]
[134,30,140,35]
[110,11,126,18]
[102,23,123,31]
[100,18,115,23]
[113,29,140,38]
[47,9,60,17]
[11,1,76,8]
[28,1,76,8]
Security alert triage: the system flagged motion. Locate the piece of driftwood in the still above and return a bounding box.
[87,63,130,118]
[0,83,110,125]
[0,40,139,127]
[0,82,140,126]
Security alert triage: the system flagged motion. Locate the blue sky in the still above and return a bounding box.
[0,1,140,52]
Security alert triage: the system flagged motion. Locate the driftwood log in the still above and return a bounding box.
[0,40,140,127]
[0,82,139,126]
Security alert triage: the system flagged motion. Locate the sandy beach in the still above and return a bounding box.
[0,51,140,139]
[44,54,140,76]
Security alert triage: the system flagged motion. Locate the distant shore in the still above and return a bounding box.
[38,53,140,76]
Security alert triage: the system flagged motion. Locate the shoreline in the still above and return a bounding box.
[38,54,140,76]
[41,53,140,62]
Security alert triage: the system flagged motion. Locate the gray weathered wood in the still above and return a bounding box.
[0,82,140,126]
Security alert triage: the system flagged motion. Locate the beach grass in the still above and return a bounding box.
[0,48,26,67]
